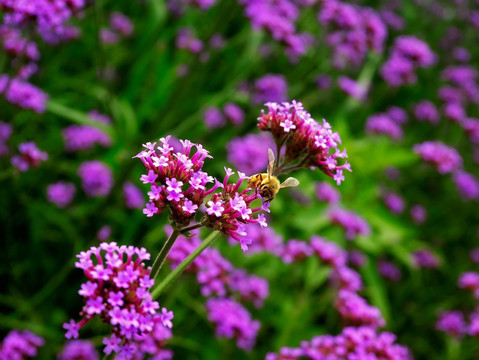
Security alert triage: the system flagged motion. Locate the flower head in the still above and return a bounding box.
[67,242,173,357]
[257,101,351,183]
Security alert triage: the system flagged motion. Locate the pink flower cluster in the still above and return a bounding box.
[266,326,411,360]
[136,137,268,249]
[62,110,112,152]
[65,242,173,359]
[205,298,261,351]
[11,141,48,172]
[413,141,463,174]
[327,207,371,240]
[257,101,351,185]
[0,329,44,359]
[319,0,387,69]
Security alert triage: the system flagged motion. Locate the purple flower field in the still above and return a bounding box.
[1,0,479,359]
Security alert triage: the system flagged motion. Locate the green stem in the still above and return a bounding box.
[151,230,222,299]
[150,228,181,280]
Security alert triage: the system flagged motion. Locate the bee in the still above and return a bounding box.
[248,148,300,202]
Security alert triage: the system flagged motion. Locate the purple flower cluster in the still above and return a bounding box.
[0,0,84,43]
[310,235,347,268]
[62,111,112,152]
[318,1,387,69]
[204,168,268,251]
[203,102,244,129]
[327,207,370,240]
[168,227,270,306]
[334,290,386,327]
[436,311,467,339]
[58,340,99,360]
[46,181,76,208]
[240,0,313,58]
[381,36,435,87]
[382,191,405,214]
[0,329,44,359]
[0,75,49,113]
[412,249,439,269]
[237,223,283,254]
[135,136,215,225]
[413,100,440,124]
[279,239,313,263]
[0,121,12,156]
[66,242,173,358]
[11,141,48,172]
[253,74,288,104]
[205,298,260,351]
[315,181,341,204]
[123,182,145,209]
[77,161,113,197]
[267,326,411,360]
[226,133,275,175]
[337,76,368,101]
[176,27,203,53]
[377,259,402,282]
[100,12,134,44]
[257,101,351,185]
[410,204,427,224]
[452,171,479,201]
[462,117,479,144]
[413,141,463,174]
[365,113,404,140]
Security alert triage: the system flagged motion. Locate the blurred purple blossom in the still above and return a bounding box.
[58,340,99,360]
[47,181,76,208]
[328,208,370,240]
[377,259,401,282]
[453,171,479,201]
[382,191,405,214]
[253,74,288,104]
[223,102,245,126]
[335,290,385,327]
[226,132,275,175]
[410,204,427,224]
[315,181,341,204]
[123,181,144,209]
[11,141,48,172]
[413,100,440,124]
[77,161,113,197]
[412,249,439,269]
[0,75,49,113]
[279,239,313,263]
[0,329,44,359]
[413,141,463,174]
[338,76,368,101]
[365,113,403,140]
[62,111,112,152]
[203,106,226,129]
[205,298,260,351]
[436,311,467,339]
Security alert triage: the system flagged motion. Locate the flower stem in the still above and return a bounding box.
[151,230,222,299]
[150,228,181,280]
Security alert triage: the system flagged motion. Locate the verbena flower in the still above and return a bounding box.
[135,136,217,227]
[123,182,145,209]
[77,161,114,197]
[252,74,288,104]
[365,113,403,140]
[413,141,463,174]
[0,121,13,156]
[338,76,368,101]
[58,340,99,360]
[0,75,49,112]
[453,170,479,201]
[0,329,44,359]
[46,181,76,208]
[327,208,370,240]
[386,106,408,124]
[382,191,405,214]
[110,12,134,37]
[204,168,268,251]
[168,227,269,306]
[62,111,112,152]
[279,239,313,263]
[413,100,440,124]
[267,326,411,359]
[310,235,347,268]
[410,204,427,224]
[436,311,467,339]
[226,133,275,175]
[236,223,283,255]
[11,141,48,172]
[65,242,173,358]
[315,181,341,204]
[223,102,245,126]
[334,290,386,327]
[176,27,203,53]
[257,101,351,184]
[205,298,260,351]
[203,106,226,129]
[329,266,363,292]
[377,259,402,282]
[412,249,439,269]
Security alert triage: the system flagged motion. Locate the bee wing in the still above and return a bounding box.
[280,177,300,188]
[267,148,275,179]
